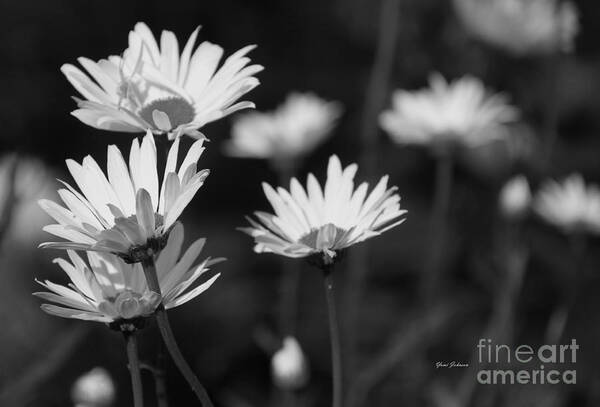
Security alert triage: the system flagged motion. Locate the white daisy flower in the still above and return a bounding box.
[241,155,406,263]
[35,223,221,324]
[62,22,263,140]
[534,174,600,234]
[224,92,341,166]
[499,175,531,218]
[379,74,518,151]
[453,0,578,56]
[39,131,208,260]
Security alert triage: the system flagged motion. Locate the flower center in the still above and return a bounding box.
[102,290,162,321]
[139,97,195,131]
[299,224,346,251]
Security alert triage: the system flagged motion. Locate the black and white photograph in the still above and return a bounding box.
[0,0,598,406]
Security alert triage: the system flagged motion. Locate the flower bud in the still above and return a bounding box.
[500,175,531,218]
[71,367,115,407]
[271,336,309,390]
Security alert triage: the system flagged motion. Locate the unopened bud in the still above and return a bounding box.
[71,367,115,407]
[500,175,531,218]
[271,337,309,390]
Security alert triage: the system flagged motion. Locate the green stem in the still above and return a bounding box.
[124,331,144,407]
[142,257,215,407]
[323,271,343,407]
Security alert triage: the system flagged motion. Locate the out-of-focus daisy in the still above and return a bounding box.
[380,74,518,153]
[241,155,406,263]
[71,367,115,407]
[39,131,208,260]
[499,175,531,219]
[224,92,341,167]
[534,174,600,234]
[271,336,309,390]
[0,156,56,245]
[62,22,263,140]
[453,0,578,56]
[35,223,221,324]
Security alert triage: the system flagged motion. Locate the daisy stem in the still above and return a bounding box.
[455,219,528,406]
[420,151,453,301]
[155,341,169,407]
[276,162,301,337]
[323,269,343,407]
[124,331,144,407]
[347,0,401,388]
[544,233,586,343]
[141,257,215,407]
[541,54,562,169]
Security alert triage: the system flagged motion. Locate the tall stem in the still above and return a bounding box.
[279,263,301,336]
[420,152,454,300]
[124,331,144,407]
[541,54,562,169]
[323,271,343,407]
[456,219,528,407]
[544,233,586,343]
[275,162,301,337]
[141,257,215,407]
[345,0,401,384]
[154,341,169,407]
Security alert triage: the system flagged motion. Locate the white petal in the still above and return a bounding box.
[107,145,136,215]
[135,189,156,239]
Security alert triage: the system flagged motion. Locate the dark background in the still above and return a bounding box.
[1,0,600,406]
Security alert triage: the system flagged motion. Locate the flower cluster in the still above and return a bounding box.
[35,19,407,347]
[33,20,410,407]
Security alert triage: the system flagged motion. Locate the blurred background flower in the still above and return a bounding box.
[271,336,309,391]
[379,74,518,154]
[453,0,579,56]
[0,155,56,246]
[224,92,341,172]
[71,367,115,407]
[534,173,600,234]
[499,175,531,219]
